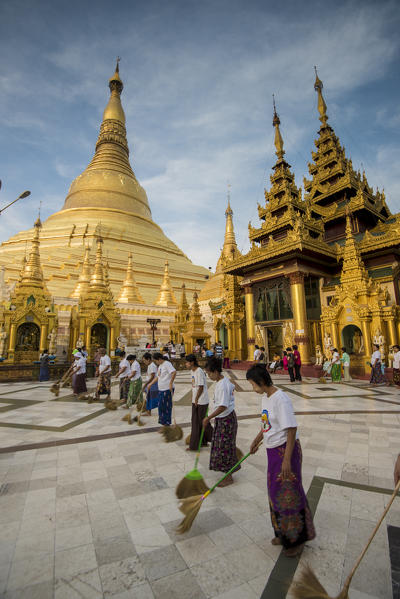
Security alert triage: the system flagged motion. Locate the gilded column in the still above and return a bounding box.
[8,323,17,352]
[331,322,340,350]
[40,323,48,352]
[85,326,91,350]
[244,285,256,361]
[110,326,116,353]
[386,317,397,347]
[360,319,372,359]
[288,272,310,363]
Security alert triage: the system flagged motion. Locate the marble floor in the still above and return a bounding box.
[0,370,399,598]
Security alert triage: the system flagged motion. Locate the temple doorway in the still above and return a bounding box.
[16,322,40,351]
[265,326,283,362]
[91,323,109,350]
[341,324,364,355]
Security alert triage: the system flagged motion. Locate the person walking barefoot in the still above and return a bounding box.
[203,356,239,487]
[246,364,315,557]
[185,353,213,452]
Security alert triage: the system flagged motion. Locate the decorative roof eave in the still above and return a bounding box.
[249,213,324,242]
[223,235,337,275]
[359,220,400,253]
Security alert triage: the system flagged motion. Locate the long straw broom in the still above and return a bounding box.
[50,367,73,396]
[132,391,147,426]
[161,392,183,442]
[176,444,261,534]
[185,432,243,462]
[291,479,400,599]
[176,411,210,499]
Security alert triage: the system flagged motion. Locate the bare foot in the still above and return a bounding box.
[271,538,282,546]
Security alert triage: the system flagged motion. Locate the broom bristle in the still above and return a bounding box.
[161,424,183,443]
[319,377,327,383]
[291,564,339,599]
[176,475,209,499]
[185,434,191,445]
[121,413,131,423]
[176,495,203,534]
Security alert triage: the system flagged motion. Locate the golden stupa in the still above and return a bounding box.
[0,62,210,351]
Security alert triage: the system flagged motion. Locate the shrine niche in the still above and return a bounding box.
[16,322,40,351]
[341,324,364,355]
[90,322,108,349]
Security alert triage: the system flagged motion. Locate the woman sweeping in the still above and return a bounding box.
[72,351,87,397]
[203,356,239,487]
[185,353,213,451]
[148,352,176,425]
[115,351,131,405]
[370,343,385,385]
[330,348,342,382]
[392,345,400,386]
[39,349,50,382]
[246,364,315,557]
[142,352,159,415]
[127,355,142,408]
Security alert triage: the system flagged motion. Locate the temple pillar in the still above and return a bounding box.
[85,326,91,349]
[331,322,340,350]
[386,318,397,347]
[110,327,116,353]
[288,272,310,363]
[360,319,372,358]
[8,323,17,352]
[40,323,48,352]
[244,286,256,361]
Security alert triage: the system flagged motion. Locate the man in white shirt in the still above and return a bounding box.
[148,352,176,425]
[95,348,112,401]
[115,351,131,403]
[392,344,400,386]
[185,353,212,451]
[142,352,158,414]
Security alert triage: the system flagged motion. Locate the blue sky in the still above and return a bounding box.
[1,0,399,269]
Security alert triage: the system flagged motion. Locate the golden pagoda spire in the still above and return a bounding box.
[20,218,47,289]
[314,66,328,125]
[340,209,369,288]
[70,245,91,299]
[117,253,144,303]
[272,94,285,160]
[178,283,189,311]
[89,235,106,291]
[155,260,177,306]
[220,185,239,264]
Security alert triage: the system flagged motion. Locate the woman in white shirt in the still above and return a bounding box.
[247,364,315,558]
[142,352,159,414]
[95,348,112,401]
[185,354,213,451]
[115,351,131,404]
[392,344,400,386]
[127,355,142,408]
[72,352,87,397]
[370,343,385,385]
[148,352,176,425]
[202,356,238,487]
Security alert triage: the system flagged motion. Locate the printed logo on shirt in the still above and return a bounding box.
[261,409,271,433]
[191,375,195,388]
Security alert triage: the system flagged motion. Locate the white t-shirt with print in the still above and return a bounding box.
[118,358,131,379]
[146,361,157,382]
[254,348,261,361]
[157,360,176,391]
[191,367,209,405]
[99,355,111,374]
[261,388,298,449]
[213,376,235,418]
[130,360,141,381]
[393,351,400,369]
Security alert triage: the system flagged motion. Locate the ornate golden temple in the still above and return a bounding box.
[218,71,400,374]
[0,62,210,361]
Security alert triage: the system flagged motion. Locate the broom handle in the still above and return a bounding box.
[203,441,263,499]
[194,406,209,470]
[343,479,400,591]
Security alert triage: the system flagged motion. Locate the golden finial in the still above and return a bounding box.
[89,234,106,290]
[314,66,328,125]
[155,259,177,306]
[272,94,285,160]
[109,57,123,94]
[117,252,144,303]
[226,182,232,216]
